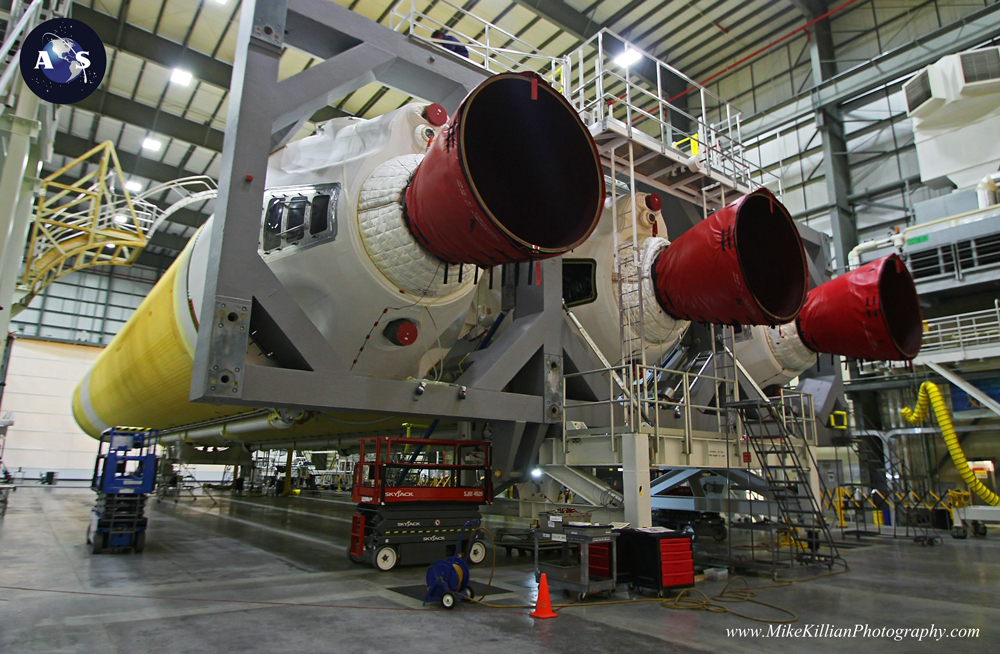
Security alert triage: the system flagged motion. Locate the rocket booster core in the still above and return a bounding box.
[797,254,922,360]
[651,189,808,326]
[405,73,605,267]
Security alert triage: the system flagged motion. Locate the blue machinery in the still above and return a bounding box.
[87,427,159,554]
[424,520,482,609]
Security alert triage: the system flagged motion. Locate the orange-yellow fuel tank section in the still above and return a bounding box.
[71,228,407,442]
[72,228,246,437]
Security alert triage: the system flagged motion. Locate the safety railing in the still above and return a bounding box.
[389,0,568,92]
[561,362,736,458]
[19,141,150,309]
[16,145,217,314]
[0,0,73,102]
[918,300,1000,359]
[138,175,218,240]
[777,388,819,447]
[562,29,781,196]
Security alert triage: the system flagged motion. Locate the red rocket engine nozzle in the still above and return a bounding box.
[797,254,922,360]
[404,73,605,268]
[651,189,808,326]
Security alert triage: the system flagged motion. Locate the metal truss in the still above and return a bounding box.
[189,0,582,487]
[17,141,148,312]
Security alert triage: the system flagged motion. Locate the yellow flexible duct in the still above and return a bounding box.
[900,381,1000,507]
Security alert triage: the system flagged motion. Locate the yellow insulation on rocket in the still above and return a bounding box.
[72,228,247,437]
[901,381,1000,507]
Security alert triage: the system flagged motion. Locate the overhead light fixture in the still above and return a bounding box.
[105,243,115,249]
[531,468,543,479]
[142,138,162,152]
[170,68,193,86]
[125,181,142,192]
[113,214,129,225]
[614,48,642,68]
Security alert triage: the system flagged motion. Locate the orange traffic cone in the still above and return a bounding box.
[530,573,558,619]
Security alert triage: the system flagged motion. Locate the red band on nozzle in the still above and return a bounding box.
[405,73,605,267]
[797,254,922,360]
[652,189,808,325]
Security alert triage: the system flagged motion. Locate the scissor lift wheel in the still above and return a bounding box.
[375,545,398,571]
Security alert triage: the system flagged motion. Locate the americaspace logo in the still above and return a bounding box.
[19,18,106,104]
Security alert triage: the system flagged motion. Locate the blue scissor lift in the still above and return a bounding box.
[87,427,159,554]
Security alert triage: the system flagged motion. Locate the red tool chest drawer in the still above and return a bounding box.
[662,571,695,587]
[660,539,691,553]
[587,542,611,577]
[661,559,694,574]
[661,550,692,563]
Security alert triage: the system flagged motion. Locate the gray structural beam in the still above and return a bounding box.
[191,0,562,416]
[72,3,233,90]
[745,2,1000,139]
[191,0,562,493]
[74,92,226,153]
[785,0,826,20]
[508,0,601,40]
[809,12,856,271]
[277,0,488,149]
[927,363,1000,419]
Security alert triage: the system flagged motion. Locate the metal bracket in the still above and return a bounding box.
[252,0,286,49]
[0,114,39,138]
[544,354,563,423]
[203,297,252,399]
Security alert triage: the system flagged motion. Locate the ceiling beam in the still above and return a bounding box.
[73,3,233,89]
[507,0,600,41]
[74,92,226,152]
[136,250,177,270]
[73,2,351,126]
[785,0,826,19]
[744,2,1000,138]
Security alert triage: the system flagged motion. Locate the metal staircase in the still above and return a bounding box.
[730,398,840,569]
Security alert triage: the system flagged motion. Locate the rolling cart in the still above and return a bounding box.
[618,528,695,596]
[87,427,158,554]
[534,523,618,601]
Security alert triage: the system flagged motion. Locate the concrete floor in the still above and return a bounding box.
[1,485,998,653]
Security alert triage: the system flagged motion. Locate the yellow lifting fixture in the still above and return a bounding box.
[15,141,151,314]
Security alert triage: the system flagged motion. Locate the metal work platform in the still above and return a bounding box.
[565,28,767,210]
[390,0,772,210]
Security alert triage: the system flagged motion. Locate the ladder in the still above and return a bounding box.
[730,398,841,568]
[609,139,646,429]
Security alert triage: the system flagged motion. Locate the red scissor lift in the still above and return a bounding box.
[349,436,492,571]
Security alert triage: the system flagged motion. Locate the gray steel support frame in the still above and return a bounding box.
[0,77,48,338]
[190,0,566,488]
[746,2,1000,139]
[807,12,856,273]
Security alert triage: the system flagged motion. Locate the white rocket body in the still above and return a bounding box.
[568,193,689,366]
[190,104,483,381]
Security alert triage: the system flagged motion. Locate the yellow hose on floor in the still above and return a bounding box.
[901,382,1000,507]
